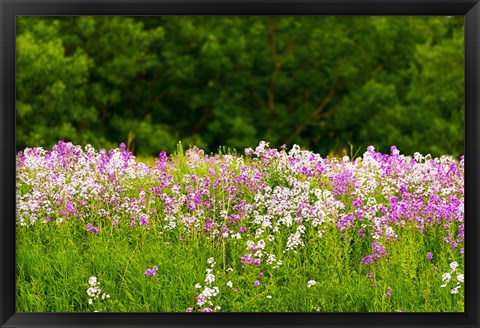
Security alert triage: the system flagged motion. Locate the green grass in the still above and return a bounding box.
[16,215,463,312]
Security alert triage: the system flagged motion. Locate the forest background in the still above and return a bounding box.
[16,16,464,158]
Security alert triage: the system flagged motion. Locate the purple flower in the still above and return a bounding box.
[140,215,149,226]
[361,255,373,266]
[144,266,158,276]
[186,308,193,312]
[241,254,253,264]
[372,242,387,258]
[358,228,365,237]
[196,294,205,305]
[258,272,264,279]
[426,252,433,261]
[254,280,260,287]
[86,223,99,234]
[385,287,392,298]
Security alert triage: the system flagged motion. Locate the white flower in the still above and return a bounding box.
[205,273,215,284]
[451,287,459,294]
[226,267,233,272]
[89,276,97,286]
[307,280,317,288]
[440,284,447,288]
[442,273,451,282]
[226,281,233,288]
[257,240,266,249]
[88,299,93,305]
[266,295,272,299]
[450,262,458,271]
[207,257,215,264]
[195,283,202,289]
[457,273,464,283]
[87,287,96,297]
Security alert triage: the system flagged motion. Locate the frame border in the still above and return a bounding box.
[1,1,479,327]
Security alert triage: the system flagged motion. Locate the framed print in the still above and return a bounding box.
[1,0,479,327]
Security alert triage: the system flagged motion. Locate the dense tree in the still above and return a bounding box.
[16,16,464,157]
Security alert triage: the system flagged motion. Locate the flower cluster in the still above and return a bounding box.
[440,261,464,294]
[361,241,387,266]
[192,258,220,312]
[86,276,110,311]
[16,141,465,310]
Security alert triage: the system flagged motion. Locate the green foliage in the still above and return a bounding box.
[16,16,464,157]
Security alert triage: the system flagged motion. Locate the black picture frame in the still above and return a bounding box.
[1,1,479,327]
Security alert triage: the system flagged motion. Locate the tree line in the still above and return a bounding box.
[16,16,464,157]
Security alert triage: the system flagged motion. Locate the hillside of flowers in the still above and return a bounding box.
[16,141,464,312]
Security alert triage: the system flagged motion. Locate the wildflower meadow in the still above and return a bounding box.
[16,141,464,312]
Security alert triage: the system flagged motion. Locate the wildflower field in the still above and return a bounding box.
[16,141,464,312]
